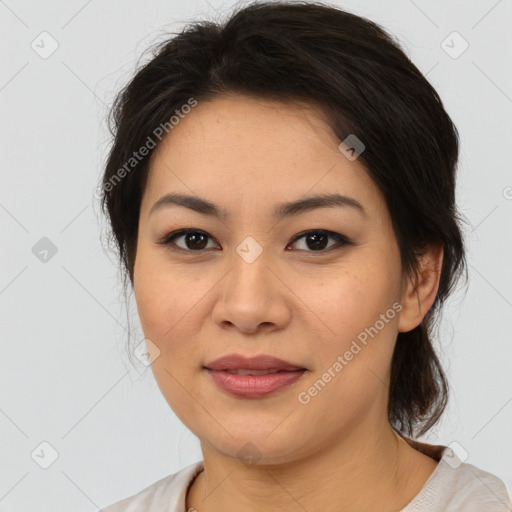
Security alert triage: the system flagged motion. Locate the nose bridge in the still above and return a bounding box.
[228,234,272,298]
[212,234,288,332]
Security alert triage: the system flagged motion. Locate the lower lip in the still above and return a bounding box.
[205,369,307,398]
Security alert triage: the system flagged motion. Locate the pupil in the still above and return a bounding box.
[307,233,327,250]
[187,232,207,250]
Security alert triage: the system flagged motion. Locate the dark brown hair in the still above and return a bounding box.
[99,0,469,438]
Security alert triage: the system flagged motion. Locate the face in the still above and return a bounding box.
[133,94,409,465]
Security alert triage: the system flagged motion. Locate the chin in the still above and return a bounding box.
[198,425,314,467]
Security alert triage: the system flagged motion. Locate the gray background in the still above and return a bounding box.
[0,0,511,510]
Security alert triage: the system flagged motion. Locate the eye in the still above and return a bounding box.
[158,229,219,252]
[157,228,351,254]
[287,229,351,252]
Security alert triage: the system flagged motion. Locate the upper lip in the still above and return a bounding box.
[204,354,307,371]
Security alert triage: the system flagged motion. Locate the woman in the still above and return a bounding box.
[99,1,512,510]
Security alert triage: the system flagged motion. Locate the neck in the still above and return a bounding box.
[186,425,438,512]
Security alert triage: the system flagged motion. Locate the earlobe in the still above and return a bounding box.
[397,243,444,333]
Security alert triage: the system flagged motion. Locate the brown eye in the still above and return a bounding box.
[159,229,218,252]
[287,230,350,252]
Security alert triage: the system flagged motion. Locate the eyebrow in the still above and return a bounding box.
[149,192,367,220]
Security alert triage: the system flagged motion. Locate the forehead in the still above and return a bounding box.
[153,94,340,159]
[142,94,386,224]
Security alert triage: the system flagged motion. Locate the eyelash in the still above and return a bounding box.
[157,228,352,255]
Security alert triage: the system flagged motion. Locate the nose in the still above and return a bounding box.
[211,244,292,335]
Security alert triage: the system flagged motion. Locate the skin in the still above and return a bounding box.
[133,93,444,512]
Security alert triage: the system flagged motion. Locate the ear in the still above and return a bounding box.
[397,243,444,333]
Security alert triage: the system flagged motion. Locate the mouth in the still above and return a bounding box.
[202,353,309,397]
[203,367,308,398]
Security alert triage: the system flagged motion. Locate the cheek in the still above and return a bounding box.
[300,268,396,339]
[133,256,206,415]
[301,267,400,387]
[134,250,205,341]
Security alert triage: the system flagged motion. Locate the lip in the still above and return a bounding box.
[203,353,307,371]
[205,368,308,398]
[203,354,308,398]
